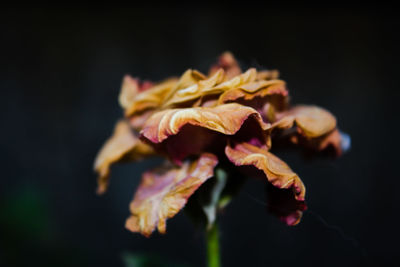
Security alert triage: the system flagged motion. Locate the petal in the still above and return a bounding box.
[217,79,288,109]
[119,75,154,110]
[141,103,270,144]
[118,75,140,110]
[212,68,257,91]
[256,69,280,80]
[161,69,225,108]
[289,128,346,157]
[266,183,307,226]
[125,153,218,236]
[124,78,178,116]
[161,69,206,105]
[94,120,154,194]
[225,142,305,201]
[273,105,337,138]
[208,51,242,80]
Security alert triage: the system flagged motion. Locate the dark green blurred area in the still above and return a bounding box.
[0,185,87,266]
[1,6,399,267]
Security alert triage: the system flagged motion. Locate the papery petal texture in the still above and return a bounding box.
[162,69,225,108]
[225,142,305,201]
[218,79,286,101]
[273,105,337,138]
[125,153,218,236]
[119,75,154,110]
[94,120,154,194]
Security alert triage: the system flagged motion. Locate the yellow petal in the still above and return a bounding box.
[125,153,218,236]
[212,68,257,91]
[141,103,270,144]
[225,142,305,201]
[256,69,280,80]
[161,69,206,106]
[124,78,178,116]
[94,120,154,194]
[118,75,139,110]
[162,68,225,108]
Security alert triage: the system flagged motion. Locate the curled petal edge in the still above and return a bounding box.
[225,142,305,201]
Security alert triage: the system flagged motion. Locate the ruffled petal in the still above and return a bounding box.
[141,103,270,144]
[124,78,178,116]
[125,153,218,236]
[161,69,206,106]
[212,68,257,91]
[94,120,154,194]
[162,69,225,108]
[118,75,154,110]
[225,142,305,201]
[273,105,337,138]
[217,80,288,111]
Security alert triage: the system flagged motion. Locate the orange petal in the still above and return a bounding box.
[94,120,154,194]
[273,105,337,138]
[125,153,218,236]
[124,78,178,116]
[141,103,270,144]
[225,142,305,201]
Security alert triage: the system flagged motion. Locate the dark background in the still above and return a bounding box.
[1,7,399,267]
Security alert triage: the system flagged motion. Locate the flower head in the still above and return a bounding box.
[94,52,348,236]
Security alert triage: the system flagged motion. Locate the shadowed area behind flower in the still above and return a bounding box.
[94,52,347,236]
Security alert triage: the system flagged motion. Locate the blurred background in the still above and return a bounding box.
[0,7,399,267]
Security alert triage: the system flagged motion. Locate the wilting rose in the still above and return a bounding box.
[94,52,347,236]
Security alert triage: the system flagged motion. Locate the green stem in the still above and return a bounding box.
[206,221,221,267]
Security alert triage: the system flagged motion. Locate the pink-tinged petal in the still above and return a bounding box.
[161,69,225,108]
[266,184,307,226]
[273,105,337,138]
[208,51,242,80]
[94,120,154,194]
[125,153,218,237]
[225,142,305,201]
[124,78,178,116]
[141,103,270,144]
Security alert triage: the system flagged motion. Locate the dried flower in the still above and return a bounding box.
[94,52,347,236]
